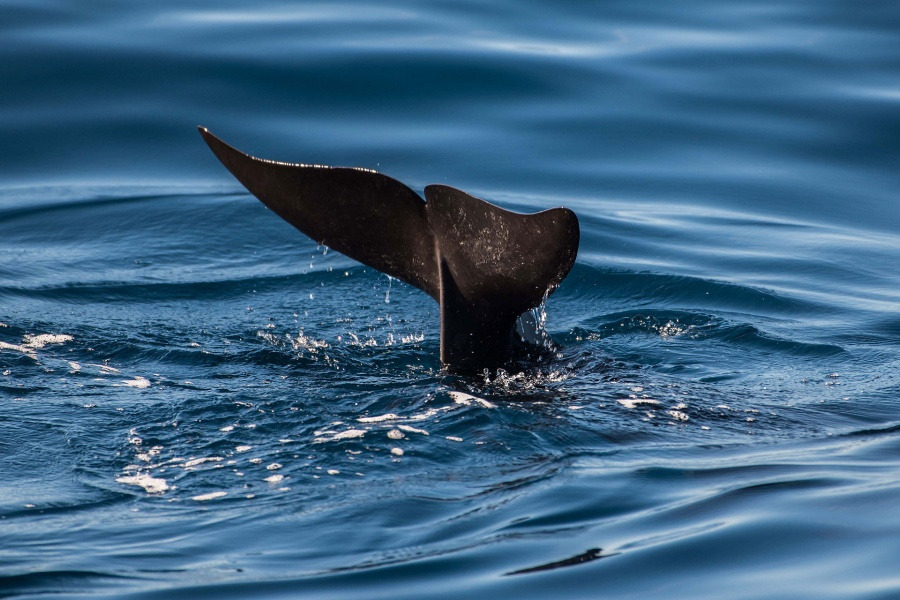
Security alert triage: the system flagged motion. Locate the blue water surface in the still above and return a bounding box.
[2,1,900,598]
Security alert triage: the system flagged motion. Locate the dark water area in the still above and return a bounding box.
[2,1,900,598]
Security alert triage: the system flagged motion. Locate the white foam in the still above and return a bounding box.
[333,429,366,439]
[358,413,400,423]
[405,407,452,422]
[618,398,661,409]
[265,474,285,483]
[391,447,404,456]
[387,429,405,440]
[135,446,163,463]
[23,333,73,349]
[357,405,457,428]
[121,376,151,388]
[116,473,170,494]
[192,491,227,501]
[315,429,367,443]
[449,391,496,409]
[182,457,224,468]
[397,425,429,436]
[668,410,689,421]
[0,341,36,356]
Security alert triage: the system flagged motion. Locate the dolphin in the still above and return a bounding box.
[198,127,579,373]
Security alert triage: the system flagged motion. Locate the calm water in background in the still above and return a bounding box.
[2,1,900,598]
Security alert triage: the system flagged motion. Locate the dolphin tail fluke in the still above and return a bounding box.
[198,127,579,372]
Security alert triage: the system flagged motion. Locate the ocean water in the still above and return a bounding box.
[2,1,900,598]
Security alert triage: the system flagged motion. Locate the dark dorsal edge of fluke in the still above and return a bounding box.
[198,127,579,373]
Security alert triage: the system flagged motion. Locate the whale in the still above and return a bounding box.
[198,127,579,373]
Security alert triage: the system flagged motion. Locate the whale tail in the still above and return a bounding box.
[198,127,579,372]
